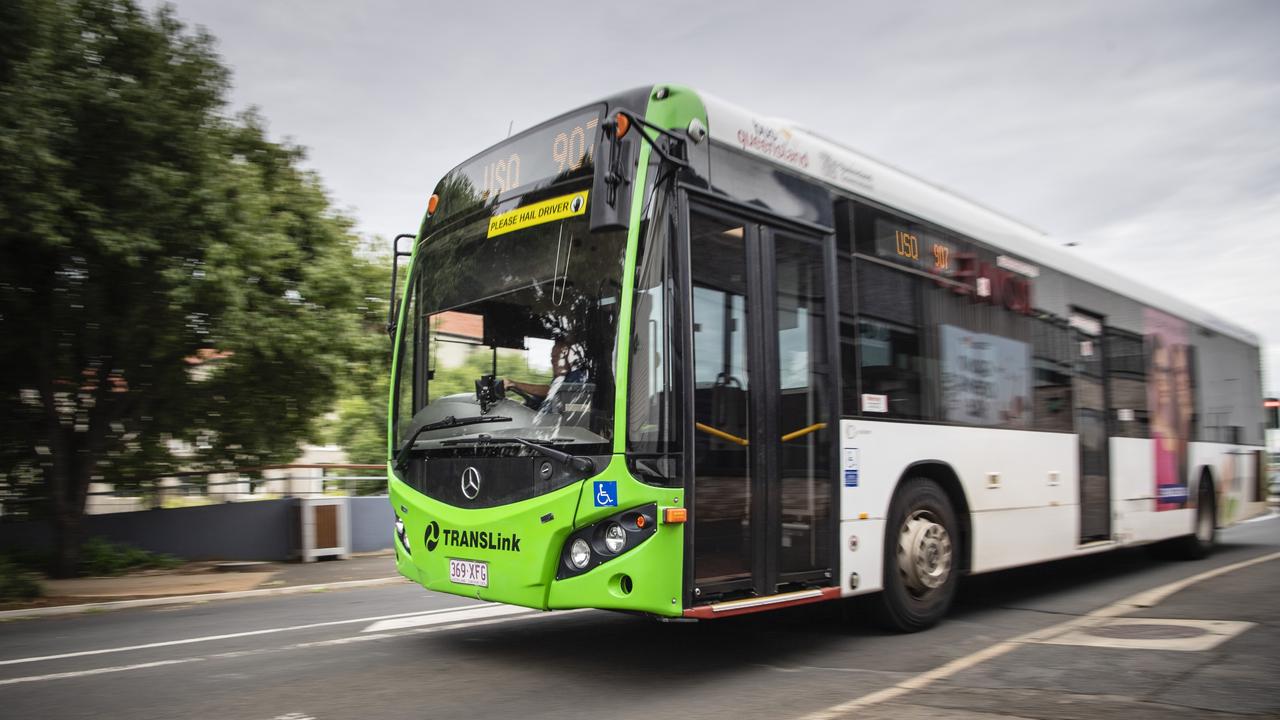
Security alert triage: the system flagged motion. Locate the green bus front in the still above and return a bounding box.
[387,86,697,617]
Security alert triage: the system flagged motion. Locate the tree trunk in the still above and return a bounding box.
[51,504,84,579]
[39,356,106,579]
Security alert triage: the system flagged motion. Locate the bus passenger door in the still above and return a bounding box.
[686,201,834,602]
[1071,310,1111,542]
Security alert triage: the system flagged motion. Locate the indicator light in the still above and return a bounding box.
[663,507,687,524]
[427,194,439,215]
[634,514,647,529]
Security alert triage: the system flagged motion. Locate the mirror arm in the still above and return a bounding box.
[386,233,416,338]
[599,109,690,210]
[612,110,691,170]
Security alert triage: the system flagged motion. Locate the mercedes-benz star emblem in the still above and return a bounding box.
[460,466,482,500]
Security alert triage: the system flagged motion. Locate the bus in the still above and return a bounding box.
[386,85,1268,630]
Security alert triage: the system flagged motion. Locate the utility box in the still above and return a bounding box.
[296,497,351,562]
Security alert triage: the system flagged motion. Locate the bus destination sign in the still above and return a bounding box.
[871,217,1036,315]
[453,106,602,203]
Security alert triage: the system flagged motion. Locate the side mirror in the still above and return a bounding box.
[386,233,416,339]
[588,112,637,233]
[589,109,691,233]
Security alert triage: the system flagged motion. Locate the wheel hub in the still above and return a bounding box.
[898,510,953,594]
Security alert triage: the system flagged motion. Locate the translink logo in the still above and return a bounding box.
[423,520,521,553]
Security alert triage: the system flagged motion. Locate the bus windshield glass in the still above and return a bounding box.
[398,200,626,453]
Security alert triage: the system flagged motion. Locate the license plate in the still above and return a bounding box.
[449,559,488,587]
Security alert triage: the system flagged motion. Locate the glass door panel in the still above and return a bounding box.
[1072,312,1110,542]
[690,211,755,589]
[772,232,832,578]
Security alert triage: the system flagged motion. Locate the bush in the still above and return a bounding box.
[0,558,43,601]
[78,538,182,576]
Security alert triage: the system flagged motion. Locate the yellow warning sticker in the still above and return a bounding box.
[486,190,589,238]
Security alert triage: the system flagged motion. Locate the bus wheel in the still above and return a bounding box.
[877,478,960,632]
[1175,473,1216,560]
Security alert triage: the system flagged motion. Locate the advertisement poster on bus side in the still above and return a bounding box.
[1145,308,1192,510]
[939,324,1031,428]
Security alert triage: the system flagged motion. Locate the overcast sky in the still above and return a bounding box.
[158,0,1279,394]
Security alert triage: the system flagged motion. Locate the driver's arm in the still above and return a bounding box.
[505,379,551,398]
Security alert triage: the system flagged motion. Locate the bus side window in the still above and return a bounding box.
[855,262,923,419]
[1032,316,1074,432]
[1106,328,1149,438]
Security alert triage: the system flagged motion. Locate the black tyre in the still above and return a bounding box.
[876,478,960,632]
[1174,473,1216,560]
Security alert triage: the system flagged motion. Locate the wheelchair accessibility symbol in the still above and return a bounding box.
[593,481,617,507]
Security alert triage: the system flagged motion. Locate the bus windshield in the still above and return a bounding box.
[396,199,626,454]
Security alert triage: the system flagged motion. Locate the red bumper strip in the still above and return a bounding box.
[683,586,841,619]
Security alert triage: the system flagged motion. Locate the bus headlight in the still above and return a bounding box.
[556,503,658,580]
[569,538,591,569]
[602,522,626,554]
[395,516,410,555]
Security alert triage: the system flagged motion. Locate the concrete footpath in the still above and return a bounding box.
[1,552,403,619]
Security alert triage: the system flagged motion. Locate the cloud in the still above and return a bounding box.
[161,0,1280,392]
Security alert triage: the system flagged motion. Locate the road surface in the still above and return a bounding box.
[3,514,1278,720]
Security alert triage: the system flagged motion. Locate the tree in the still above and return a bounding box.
[0,0,382,575]
[322,245,394,466]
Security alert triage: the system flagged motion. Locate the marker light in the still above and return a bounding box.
[614,112,630,139]
[663,507,687,524]
[569,538,591,569]
[603,522,626,554]
[427,194,439,216]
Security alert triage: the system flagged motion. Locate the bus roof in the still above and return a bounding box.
[697,91,1260,347]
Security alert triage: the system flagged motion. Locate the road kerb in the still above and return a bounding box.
[0,576,407,621]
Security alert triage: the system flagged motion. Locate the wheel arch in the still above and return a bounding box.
[895,460,973,573]
[1194,464,1216,519]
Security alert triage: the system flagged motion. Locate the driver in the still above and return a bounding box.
[506,335,586,403]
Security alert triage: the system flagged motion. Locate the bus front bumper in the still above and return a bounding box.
[388,467,686,617]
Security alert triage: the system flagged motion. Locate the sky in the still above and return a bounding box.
[156,0,1280,394]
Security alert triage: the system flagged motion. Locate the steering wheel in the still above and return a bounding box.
[504,382,543,409]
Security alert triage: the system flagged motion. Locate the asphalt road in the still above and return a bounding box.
[3,514,1278,720]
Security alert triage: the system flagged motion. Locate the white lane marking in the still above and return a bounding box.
[361,603,533,632]
[1242,509,1279,523]
[796,549,1280,720]
[0,576,407,621]
[0,609,590,687]
[0,657,205,687]
[0,602,498,667]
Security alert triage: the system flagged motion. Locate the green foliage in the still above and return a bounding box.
[0,558,43,601]
[0,0,386,570]
[78,537,180,576]
[321,245,392,465]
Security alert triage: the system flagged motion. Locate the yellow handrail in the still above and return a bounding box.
[695,421,828,446]
[780,422,828,442]
[695,422,750,447]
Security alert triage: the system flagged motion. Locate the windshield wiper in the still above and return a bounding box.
[394,415,512,471]
[440,435,595,474]
[512,437,595,474]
